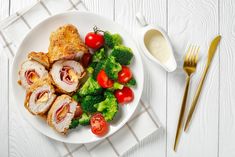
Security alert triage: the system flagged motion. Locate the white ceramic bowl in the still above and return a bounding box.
[11,11,144,144]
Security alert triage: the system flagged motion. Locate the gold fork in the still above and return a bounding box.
[173,45,199,151]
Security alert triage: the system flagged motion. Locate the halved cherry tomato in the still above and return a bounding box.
[81,53,92,68]
[118,66,132,84]
[114,86,134,104]
[85,32,104,49]
[90,113,109,136]
[97,70,114,88]
[74,103,83,118]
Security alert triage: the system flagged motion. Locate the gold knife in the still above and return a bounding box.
[184,35,221,132]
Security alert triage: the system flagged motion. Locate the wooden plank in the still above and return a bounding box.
[167,0,219,156]
[219,0,235,156]
[115,0,167,156]
[0,1,10,157]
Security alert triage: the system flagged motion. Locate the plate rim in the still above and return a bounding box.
[11,11,144,144]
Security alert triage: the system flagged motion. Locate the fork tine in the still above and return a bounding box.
[189,45,195,65]
[195,47,199,64]
[192,46,199,66]
[185,45,191,62]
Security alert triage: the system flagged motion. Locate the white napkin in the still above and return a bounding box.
[0,0,162,156]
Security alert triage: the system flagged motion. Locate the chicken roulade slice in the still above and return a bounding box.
[24,77,56,115]
[50,60,85,93]
[47,95,77,134]
[48,24,89,63]
[18,60,48,89]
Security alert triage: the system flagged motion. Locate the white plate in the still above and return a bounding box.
[11,11,144,144]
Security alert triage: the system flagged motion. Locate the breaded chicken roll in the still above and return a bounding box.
[18,60,48,89]
[47,95,77,134]
[50,60,85,93]
[24,77,56,115]
[48,24,89,63]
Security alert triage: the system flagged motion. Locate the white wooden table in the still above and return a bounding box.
[0,0,235,157]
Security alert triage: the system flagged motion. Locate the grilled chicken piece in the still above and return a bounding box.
[24,76,56,115]
[48,24,88,63]
[18,60,48,89]
[28,51,50,69]
[50,60,85,93]
[47,95,77,134]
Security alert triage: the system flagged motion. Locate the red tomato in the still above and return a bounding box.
[74,103,83,118]
[97,70,114,88]
[90,113,109,136]
[114,87,134,104]
[81,53,92,68]
[118,66,133,83]
[85,32,104,49]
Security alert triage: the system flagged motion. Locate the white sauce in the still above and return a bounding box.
[144,29,171,63]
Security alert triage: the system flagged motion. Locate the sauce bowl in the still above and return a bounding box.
[136,13,177,72]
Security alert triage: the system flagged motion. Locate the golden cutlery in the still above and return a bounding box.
[184,35,221,132]
[173,45,199,151]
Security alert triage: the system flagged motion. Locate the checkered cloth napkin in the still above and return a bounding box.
[0,0,162,156]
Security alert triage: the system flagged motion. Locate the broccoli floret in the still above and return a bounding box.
[94,92,118,121]
[72,94,80,102]
[69,118,79,129]
[81,95,104,113]
[93,60,106,79]
[92,48,107,62]
[111,45,133,65]
[79,113,91,126]
[104,31,122,48]
[87,66,94,74]
[107,82,124,92]
[126,77,136,87]
[105,56,122,80]
[78,77,102,96]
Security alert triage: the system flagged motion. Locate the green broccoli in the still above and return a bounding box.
[104,31,122,48]
[72,94,80,102]
[69,118,79,129]
[93,60,107,79]
[78,77,102,96]
[92,48,107,62]
[87,66,94,74]
[126,77,136,87]
[94,92,118,121]
[111,45,134,65]
[105,56,122,80]
[79,113,91,126]
[81,95,104,113]
[107,82,124,92]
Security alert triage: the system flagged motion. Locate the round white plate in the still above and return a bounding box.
[12,11,144,144]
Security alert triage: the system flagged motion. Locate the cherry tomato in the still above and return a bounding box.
[114,87,134,104]
[97,70,114,88]
[81,53,92,68]
[118,66,133,83]
[85,32,104,49]
[90,113,109,136]
[74,103,83,118]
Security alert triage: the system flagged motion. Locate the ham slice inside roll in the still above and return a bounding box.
[50,60,85,93]
[25,77,56,115]
[47,95,77,134]
[19,60,48,89]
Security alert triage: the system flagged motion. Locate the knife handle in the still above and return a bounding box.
[184,65,209,132]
